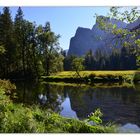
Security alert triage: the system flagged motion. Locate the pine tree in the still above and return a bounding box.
[14,7,26,77]
[0,7,14,76]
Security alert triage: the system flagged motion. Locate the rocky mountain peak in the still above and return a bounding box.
[68,16,137,56]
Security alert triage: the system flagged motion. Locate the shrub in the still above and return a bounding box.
[0,80,16,94]
[86,108,103,125]
[133,72,140,82]
[122,74,134,83]
[88,74,96,82]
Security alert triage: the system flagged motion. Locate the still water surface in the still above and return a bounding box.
[14,81,140,131]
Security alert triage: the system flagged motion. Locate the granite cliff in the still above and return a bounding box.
[68,16,140,56]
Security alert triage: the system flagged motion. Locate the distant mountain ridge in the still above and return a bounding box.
[68,16,140,56]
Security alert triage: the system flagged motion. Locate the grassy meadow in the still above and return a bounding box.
[43,70,140,84]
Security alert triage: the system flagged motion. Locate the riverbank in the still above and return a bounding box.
[43,70,140,84]
[44,81,136,89]
[0,79,116,133]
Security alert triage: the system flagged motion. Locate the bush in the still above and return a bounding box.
[0,80,16,94]
[122,74,134,83]
[133,72,140,82]
[88,74,96,82]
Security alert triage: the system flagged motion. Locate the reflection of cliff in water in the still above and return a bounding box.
[14,81,140,127]
[67,86,140,126]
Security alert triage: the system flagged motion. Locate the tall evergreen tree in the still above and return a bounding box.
[84,49,95,70]
[14,7,24,74]
[0,7,14,76]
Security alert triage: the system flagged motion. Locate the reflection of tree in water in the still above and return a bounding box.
[15,81,140,126]
[14,80,39,104]
[67,85,140,126]
[39,84,65,113]
[66,85,94,119]
[15,81,65,113]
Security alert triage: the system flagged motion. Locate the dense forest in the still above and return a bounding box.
[63,47,137,71]
[0,7,64,79]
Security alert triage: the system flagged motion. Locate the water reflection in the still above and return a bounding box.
[61,97,77,118]
[118,123,140,133]
[15,81,140,127]
[38,94,47,105]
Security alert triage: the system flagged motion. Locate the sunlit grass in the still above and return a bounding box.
[43,70,140,84]
[56,70,137,78]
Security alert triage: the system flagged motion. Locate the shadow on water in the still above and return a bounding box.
[14,80,140,127]
[14,80,65,112]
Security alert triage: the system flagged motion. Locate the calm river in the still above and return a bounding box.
[14,81,140,132]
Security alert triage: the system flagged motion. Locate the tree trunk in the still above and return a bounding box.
[22,42,25,79]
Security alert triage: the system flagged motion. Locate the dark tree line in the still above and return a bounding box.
[0,7,64,79]
[63,46,137,71]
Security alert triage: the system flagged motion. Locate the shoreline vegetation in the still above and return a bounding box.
[0,70,140,132]
[44,81,135,89]
[0,79,117,133]
[0,70,140,133]
[43,70,140,84]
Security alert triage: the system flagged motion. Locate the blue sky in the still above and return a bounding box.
[0,7,111,50]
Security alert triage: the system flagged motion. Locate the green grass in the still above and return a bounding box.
[55,71,138,79]
[43,70,140,84]
[0,80,117,133]
[56,71,137,77]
